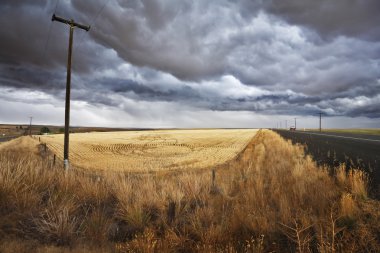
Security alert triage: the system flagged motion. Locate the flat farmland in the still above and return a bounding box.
[39,129,258,172]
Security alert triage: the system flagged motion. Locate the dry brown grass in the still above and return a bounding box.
[0,130,379,252]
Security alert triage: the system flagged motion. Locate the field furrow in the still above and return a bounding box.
[39,129,258,172]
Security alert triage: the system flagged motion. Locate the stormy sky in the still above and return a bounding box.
[0,0,379,128]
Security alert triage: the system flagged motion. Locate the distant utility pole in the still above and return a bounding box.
[318,112,323,132]
[52,14,90,170]
[29,116,33,136]
[294,118,297,130]
[285,120,287,129]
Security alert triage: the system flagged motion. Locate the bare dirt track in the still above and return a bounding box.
[275,129,380,198]
[39,129,258,172]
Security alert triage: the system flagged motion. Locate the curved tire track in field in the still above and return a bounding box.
[39,129,258,172]
[90,142,240,155]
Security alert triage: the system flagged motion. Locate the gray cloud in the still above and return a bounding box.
[264,0,380,41]
[0,0,379,127]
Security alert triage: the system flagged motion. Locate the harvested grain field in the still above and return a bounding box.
[39,129,258,172]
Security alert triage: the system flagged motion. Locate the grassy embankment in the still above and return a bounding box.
[0,130,379,252]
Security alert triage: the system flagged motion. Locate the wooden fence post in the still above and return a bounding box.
[167,201,176,224]
[212,169,216,187]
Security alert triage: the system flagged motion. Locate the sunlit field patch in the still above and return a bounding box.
[39,129,258,172]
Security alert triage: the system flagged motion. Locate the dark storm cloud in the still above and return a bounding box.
[85,77,200,102]
[68,76,351,118]
[70,76,203,108]
[264,0,380,41]
[0,0,46,7]
[0,0,380,123]
[71,0,233,80]
[228,31,380,95]
[349,104,380,118]
[0,0,120,75]
[0,63,65,92]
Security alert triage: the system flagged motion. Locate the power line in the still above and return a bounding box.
[43,0,61,56]
[92,0,111,26]
[44,21,53,52]
[75,0,111,50]
[54,0,61,14]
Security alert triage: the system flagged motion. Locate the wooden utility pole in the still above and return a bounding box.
[29,116,33,136]
[318,112,323,132]
[52,14,90,170]
[294,118,297,130]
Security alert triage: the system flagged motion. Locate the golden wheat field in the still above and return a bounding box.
[38,129,258,172]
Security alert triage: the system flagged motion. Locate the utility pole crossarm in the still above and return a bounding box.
[52,14,90,31]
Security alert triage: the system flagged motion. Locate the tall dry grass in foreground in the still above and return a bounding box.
[0,130,379,253]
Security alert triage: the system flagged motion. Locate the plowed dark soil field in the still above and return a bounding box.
[274,129,380,199]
